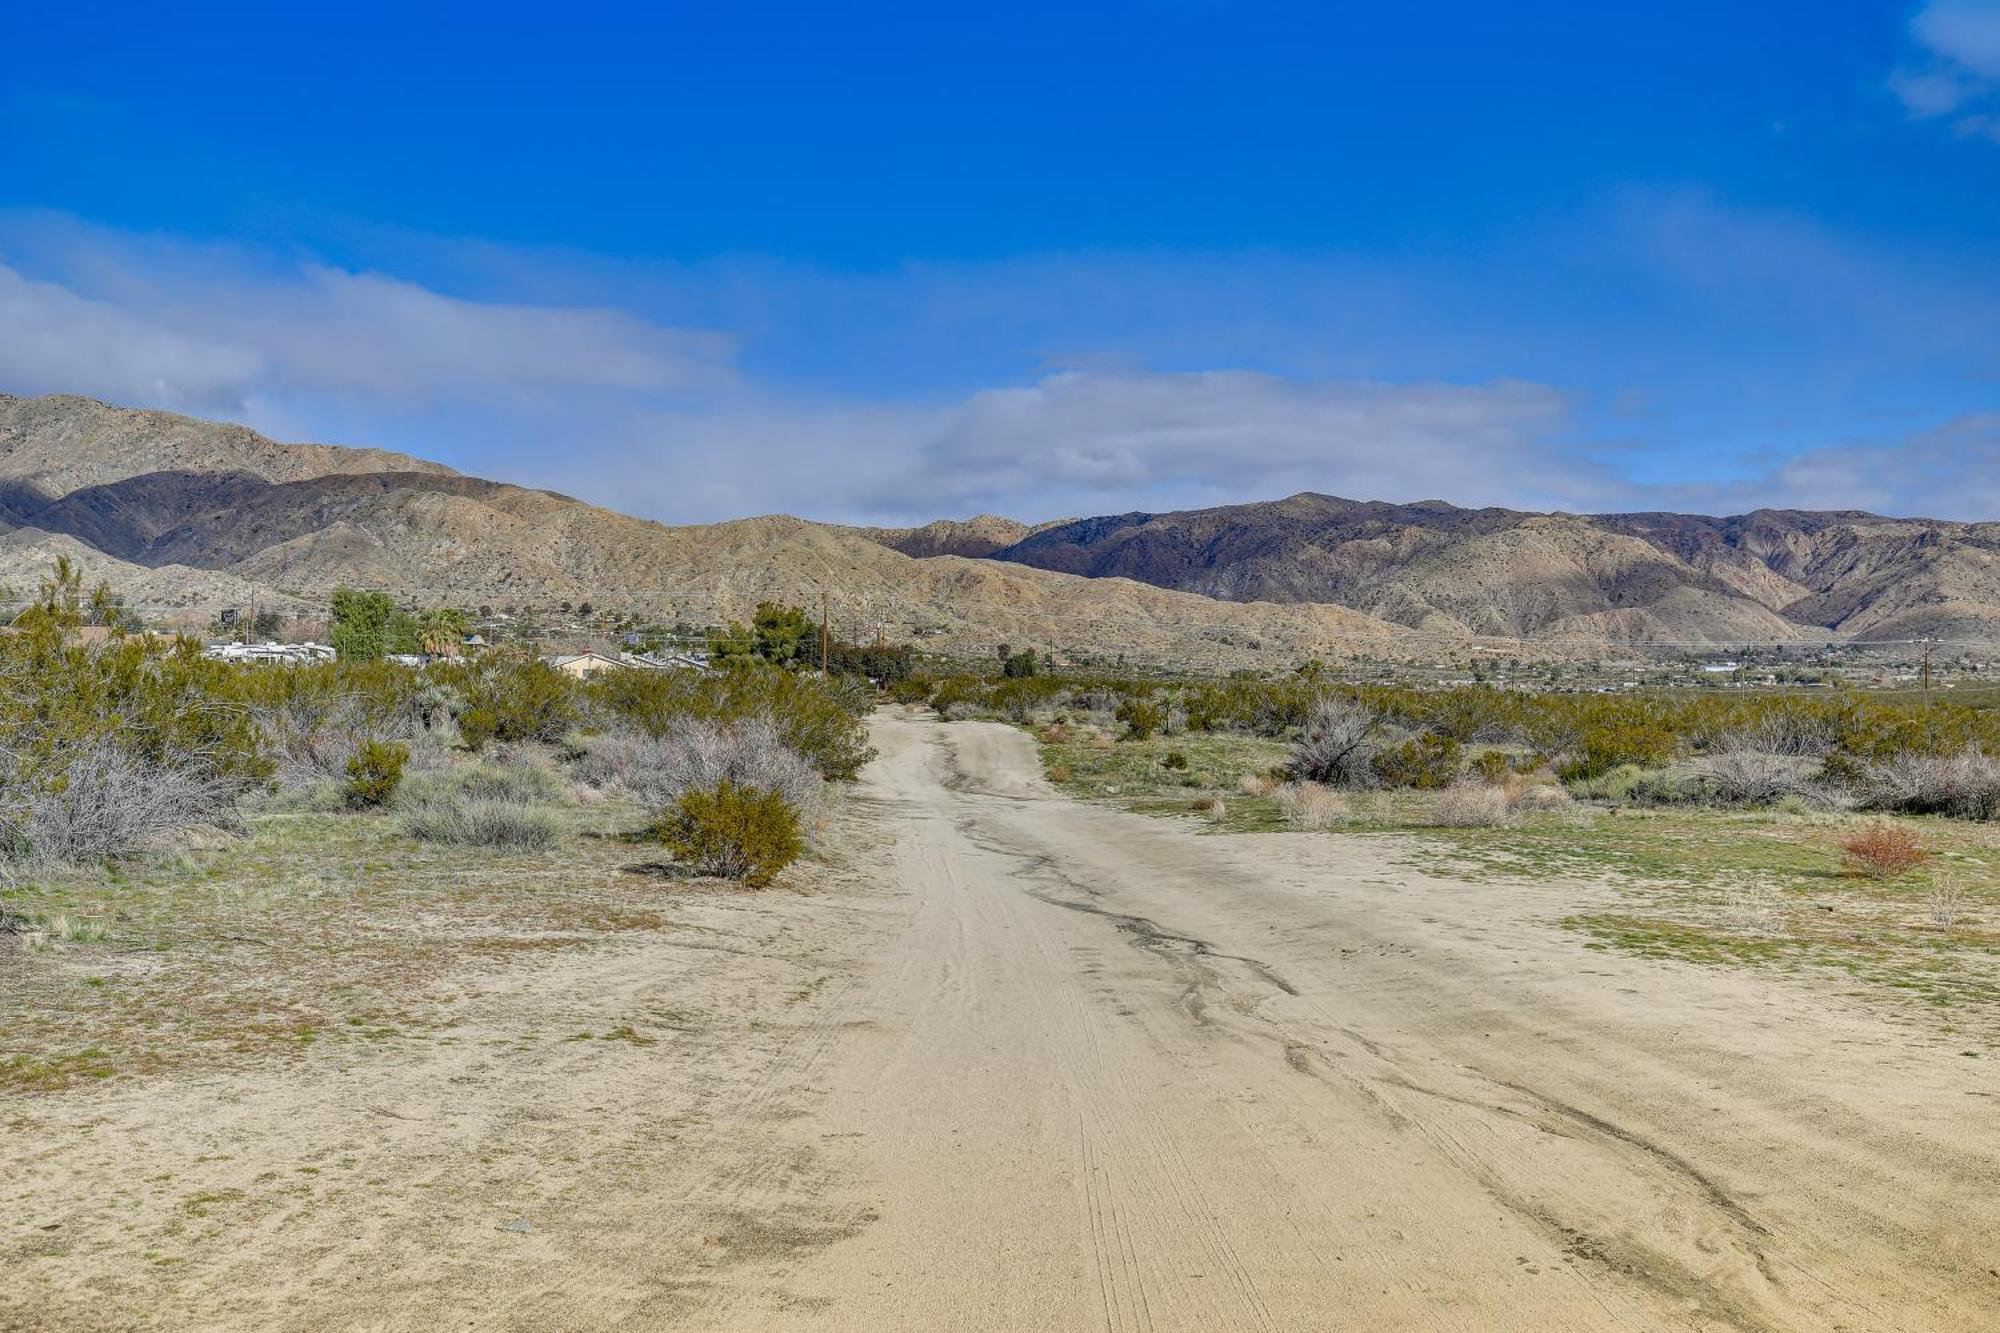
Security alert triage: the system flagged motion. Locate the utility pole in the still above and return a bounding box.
[820,588,831,675]
[1921,638,1933,705]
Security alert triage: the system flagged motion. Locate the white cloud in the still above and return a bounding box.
[0,219,733,425]
[1893,1,2000,136]
[1757,413,2000,519]
[3,207,1999,528]
[555,371,1603,527]
[0,264,261,414]
[1914,0,2000,78]
[881,370,1586,517]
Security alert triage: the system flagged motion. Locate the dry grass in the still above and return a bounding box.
[1272,781,1347,831]
[1928,878,1971,930]
[1507,781,1572,813]
[1430,781,1512,828]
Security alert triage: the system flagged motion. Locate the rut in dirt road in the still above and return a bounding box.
[703,711,2000,1333]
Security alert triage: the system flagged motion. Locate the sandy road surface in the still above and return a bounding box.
[9,710,2000,1331]
[707,713,2000,1332]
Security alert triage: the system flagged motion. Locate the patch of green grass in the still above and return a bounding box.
[1568,913,1801,966]
[0,1047,118,1092]
[1037,727,1290,830]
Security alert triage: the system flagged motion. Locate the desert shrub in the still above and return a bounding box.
[886,675,934,706]
[1566,762,1664,802]
[0,626,268,788]
[454,761,566,805]
[1070,688,1123,715]
[343,740,410,808]
[0,738,240,866]
[448,656,579,750]
[1372,733,1461,790]
[1430,781,1511,828]
[1047,762,1073,784]
[1559,719,1678,782]
[400,793,562,849]
[1927,879,1969,929]
[1841,823,1930,880]
[1162,750,1189,771]
[660,780,803,886]
[396,760,567,849]
[1473,750,1512,784]
[574,718,819,816]
[247,661,422,788]
[1508,782,1572,813]
[1273,781,1347,830]
[1116,699,1166,741]
[1410,688,1523,744]
[588,663,873,781]
[1238,772,1277,797]
[1697,741,1820,808]
[1201,797,1228,824]
[1856,747,2000,821]
[1290,696,1381,788]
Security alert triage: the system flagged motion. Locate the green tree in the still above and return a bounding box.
[709,602,816,668]
[415,607,471,657]
[329,588,398,661]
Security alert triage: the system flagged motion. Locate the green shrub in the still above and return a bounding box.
[1372,733,1462,789]
[1162,749,1189,771]
[659,780,802,886]
[587,662,873,780]
[1560,720,1678,781]
[1473,749,1512,784]
[1116,699,1166,741]
[343,740,409,808]
[449,657,578,750]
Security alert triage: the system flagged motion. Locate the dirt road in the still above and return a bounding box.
[11,710,2000,1331]
[704,713,2000,1332]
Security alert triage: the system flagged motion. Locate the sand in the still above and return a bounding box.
[8,710,1999,1330]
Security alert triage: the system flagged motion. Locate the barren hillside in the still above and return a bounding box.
[8,393,1997,660]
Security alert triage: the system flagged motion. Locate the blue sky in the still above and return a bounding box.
[4,1,2000,523]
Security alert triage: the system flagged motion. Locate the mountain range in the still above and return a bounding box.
[0,391,1992,665]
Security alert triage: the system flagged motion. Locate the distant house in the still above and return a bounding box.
[203,640,336,665]
[543,648,709,677]
[543,650,630,678]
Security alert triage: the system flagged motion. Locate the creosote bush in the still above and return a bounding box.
[660,779,803,886]
[343,740,410,808]
[1841,823,1930,880]
[1116,699,1166,741]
